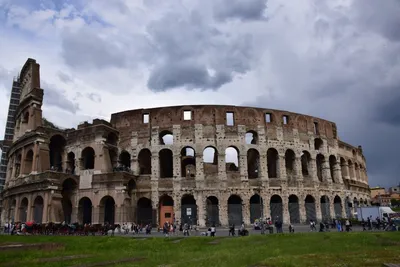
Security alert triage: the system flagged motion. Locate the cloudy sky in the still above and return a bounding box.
[0,0,399,188]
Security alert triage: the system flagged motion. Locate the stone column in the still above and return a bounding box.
[299,199,306,223]
[92,206,100,224]
[151,155,159,180]
[310,156,318,182]
[282,196,289,224]
[330,199,336,219]
[334,161,343,184]
[294,157,302,181]
[195,154,204,180]
[42,192,50,223]
[31,142,39,173]
[278,155,285,179]
[115,205,123,224]
[173,193,181,225]
[239,154,248,180]
[316,202,322,222]
[20,147,26,176]
[243,199,250,225]
[219,197,228,226]
[260,154,268,182]
[71,206,78,223]
[322,160,331,183]
[218,152,227,181]
[151,192,159,226]
[196,192,205,227]
[263,197,270,219]
[173,154,181,178]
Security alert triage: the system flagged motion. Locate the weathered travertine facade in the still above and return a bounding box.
[0,58,371,227]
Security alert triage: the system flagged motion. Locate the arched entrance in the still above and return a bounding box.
[19,198,28,222]
[288,195,300,223]
[100,196,115,225]
[334,196,342,218]
[137,198,152,226]
[62,178,77,224]
[305,195,316,222]
[181,195,197,225]
[206,196,219,226]
[228,195,242,226]
[78,197,92,224]
[270,195,283,222]
[249,194,263,224]
[345,197,352,218]
[8,200,16,221]
[33,196,44,223]
[320,195,331,221]
[159,195,174,226]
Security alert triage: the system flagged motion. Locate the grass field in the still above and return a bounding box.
[0,232,399,267]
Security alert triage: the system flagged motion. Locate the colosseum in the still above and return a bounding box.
[0,58,371,227]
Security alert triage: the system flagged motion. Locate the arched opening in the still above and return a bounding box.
[316,154,325,182]
[100,196,115,225]
[159,130,173,145]
[245,130,258,144]
[159,195,174,227]
[8,200,16,221]
[250,194,263,223]
[14,154,22,177]
[22,111,29,123]
[348,160,354,179]
[181,195,197,225]
[108,149,118,170]
[181,147,196,178]
[62,178,77,224]
[228,195,242,226]
[81,147,95,170]
[267,148,279,178]
[106,132,118,146]
[301,151,311,177]
[345,197,352,218]
[334,196,342,218]
[288,195,300,223]
[78,197,92,224]
[19,198,28,222]
[225,146,239,171]
[23,150,34,174]
[67,152,76,174]
[203,147,218,175]
[247,149,260,179]
[270,195,283,222]
[314,138,323,150]
[119,151,131,169]
[127,179,136,198]
[305,195,316,222]
[33,196,44,223]
[159,149,173,178]
[329,155,337,182]
[49,135,66,171]
[353,197,359,214]
[138,149,152,175]
[285,149,296,178]
[320,195,331,221]
[340,157,347,178]
[206,196,219,226]
[137,197,152,226]
[354,163,360,180]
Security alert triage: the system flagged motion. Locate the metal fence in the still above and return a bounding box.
[250,203,263,223]
[288,203,300,223]
[270,202,283,222]
[305,203,317,222]
[228,204,243,226]
[181,204,197,225]
[206,204,219,226]
[334,203,343,218]
[320,202,331,221]
[33,205,43,224]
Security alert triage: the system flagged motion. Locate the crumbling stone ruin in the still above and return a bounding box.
[0,58,370,227]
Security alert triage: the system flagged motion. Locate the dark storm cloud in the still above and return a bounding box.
[213,0,268,21]
[42,81,79,114]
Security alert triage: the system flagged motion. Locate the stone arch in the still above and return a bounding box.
[81,147,95,170]
[100,196,115,225]
[250,194,263,223]
[78,197,92,224]
[227,195,242,226]
[49,134,66,171]
[348,160,354,179]
[267,148,279,178]
[270,195,283,222]
[159,149,173,178]
[329,155,337,183]
[354,163,360,180]
[334,196,342,218]
[138,149,152,175]
[340,157,347,178]
[159,195,174,227]
[67,152,76,174]
[159,130,173,145]
[19,197,28,222]
[206,196,219,226]
[314,138,323,150]
[316,154,325,182]
[119,150,131,169]
[285,149,296,178]
[106,132,118,146]
[245,130,258,144]
[320,195,331,221]
[23,149,34,174]
[247,148,260,179]
[203,146,218,175]
[181,194,197,225]
[33,196,44,223]
[137,197,153,226]
[288,195,300,223]
[305,195,316,222]
[301,151,311,177]
[62,178,77,224]
[181,147,196,178]
[225,146,239,171]
[345,196,352,218]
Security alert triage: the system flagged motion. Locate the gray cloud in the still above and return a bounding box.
[42,81,79,114]
[86,92,101,103]
[57,71,73,83]
[213,0,268,21]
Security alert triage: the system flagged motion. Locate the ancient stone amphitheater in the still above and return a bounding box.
[0,58,371,227]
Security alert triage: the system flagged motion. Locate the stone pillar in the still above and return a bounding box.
[316,202,322,222]
[310,156,318,182]
[218,152,227,181]
[20,147,26,176]
[92,206,100,224]
[71,206,78,223]
[299,199,306,223]
[263,197,270,219]
[219,197,228,226]
[196,192,205,227]
[243,199,250,225]
[294,157,302,180]
[239,154,248,180]
[195,154,204,180]
[282,196,289,224]
[278,155,285,179]
[173,193,181,225]
[260,154,268,182]
[322,160,331,183]
[173,154,181,178]
[334,161,342,184]
[42,192,50,223]
[330,199,335,219]
[151,192,159,226]
[151,155,159,180]
[115,205,123,224]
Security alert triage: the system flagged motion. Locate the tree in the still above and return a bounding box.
[390,198,400,207]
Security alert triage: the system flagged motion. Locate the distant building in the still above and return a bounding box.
[370,186,400,206]
[389,186,400,194]
[370,187,386,199]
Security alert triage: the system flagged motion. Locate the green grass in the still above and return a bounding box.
[0,232,400,267]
